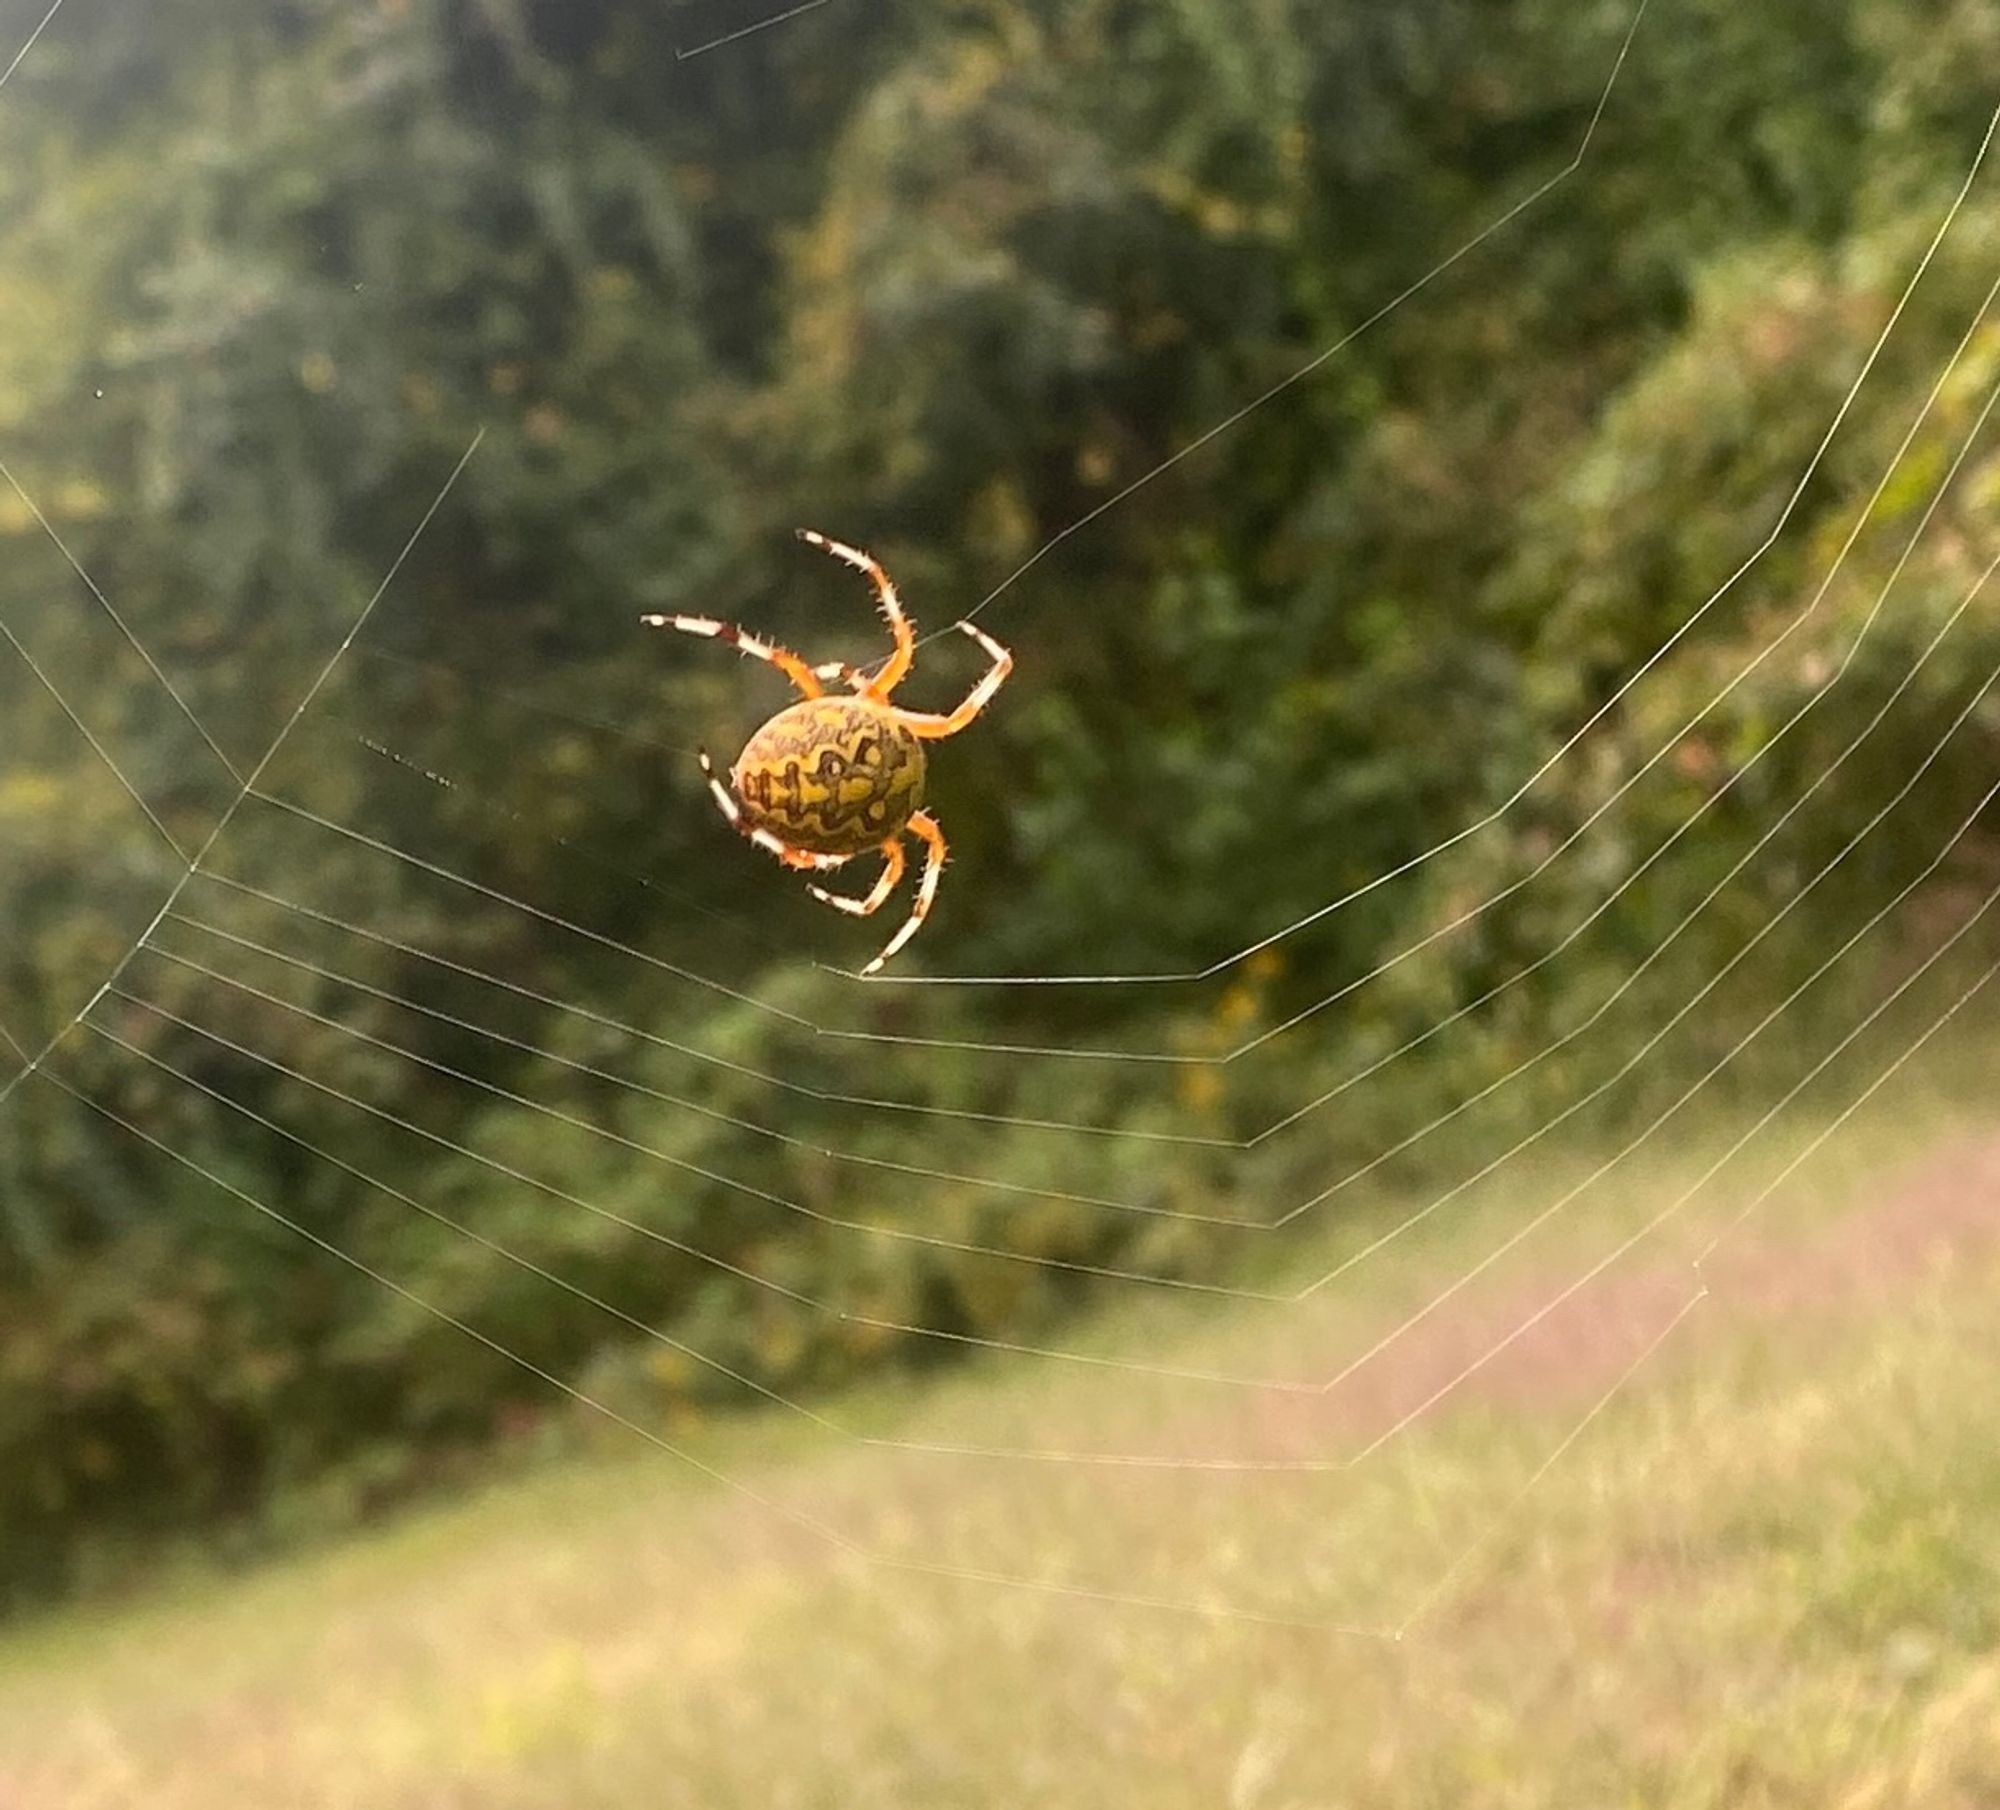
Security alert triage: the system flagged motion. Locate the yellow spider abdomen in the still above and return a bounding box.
[731,696,927,857]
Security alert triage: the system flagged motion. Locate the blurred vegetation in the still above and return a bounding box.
[2,0,1999,1606]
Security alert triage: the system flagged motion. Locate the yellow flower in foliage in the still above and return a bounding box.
[52,479,106,519]
[753,1313,808,1377]
[645,1348,693,1393]
[1969,453,2000,519]
[1868,439,1944,529]
[0,770,65,823]
[1216,982,1258,1032]
[402,372,441,417]
[1179,1064,1223,1114]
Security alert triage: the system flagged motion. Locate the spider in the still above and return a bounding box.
[643,529,1012,975]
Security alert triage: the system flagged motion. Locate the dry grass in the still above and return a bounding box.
[4,1083,1999,1808]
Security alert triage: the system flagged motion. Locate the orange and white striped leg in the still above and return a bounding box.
[695,750,849,871]
[643,613,824,700]
[808,837,906,917]
[888,621,1013,740]
[810,657,879,693]
[863,811,946,974]
[797,528,914,700]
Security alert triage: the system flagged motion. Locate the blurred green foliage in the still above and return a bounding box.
[2,0,1998,1605]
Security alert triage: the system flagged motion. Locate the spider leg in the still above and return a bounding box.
[797,529,914,700]
[807,836,906,917]
[644,613,824,700]
[863,811,946,974]
[810,657,877,693]
[695,750,849,870]
[884,621,1013,741]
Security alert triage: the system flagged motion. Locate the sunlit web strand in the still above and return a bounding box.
[843,257,2000,1094]
[545,193,1997,1069]
[29,1065,900,1574]
[117,941,1281,1303]
[0,428,486,1116]
[172,124,1999,1094]
[7,0,1976,1640]
[52,916,1993,1625]
[1240,374,2000,1198]
[883,715,2000,1406]
[0,614,190,860]
[1189,300,2000,1078]
[1691,943,2000,1264]
[78,1016,852,1437]
[67,1002,1409,1624]
[898,751,2000,1463]
[1289,691,2000,1311]
[231,155,1998,1192]
[62,444,1984,1448]
[6,1058,1558,1633]
[98,811,2000,1499]
[0,53,1792,1368]
[193,869,1230,1151]
[935,0,1653,651]
[93,987,1437,1462]
[232,369,2000,1180]
[159,904,1238,1227]
[323,719,762,956]
[0,458,244,787]
[240,786,1177,1062]
[140,630,2000,1418]
[1271,602,2000,1233]
[874,95,2000,988]
[54,748,1992,1584]
[1395,942,2000,1648]
[1168,866,2000,1495]
[108,958,1304,1383]
[158,508,2000,1298]
[0,0,67,96]
[181,493,2000,1347]
[1345,868,2000,1473]
[827,762,2000,1467]
[673,0,832,63]
[351,642,702,761]
[1393,1283,1708,1637]
[79,1001,1265,1467]
[29,1064,1395,1630]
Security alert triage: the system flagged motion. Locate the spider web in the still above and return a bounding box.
[2,0,1999,1656]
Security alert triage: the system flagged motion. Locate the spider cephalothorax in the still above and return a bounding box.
[644,529,1011,974]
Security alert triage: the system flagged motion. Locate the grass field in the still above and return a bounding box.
[3,1067,1999,1808]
